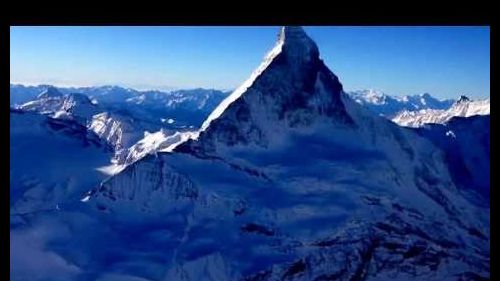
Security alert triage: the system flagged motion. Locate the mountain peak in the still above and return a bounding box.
[279,26,319,62]
[178,26,352,152]
[279,26,308,42]
[457,95,470,103]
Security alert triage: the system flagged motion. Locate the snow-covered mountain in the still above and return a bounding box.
[14,87,185,165]
[87,111,170,154]
[10,84,54,105]
[348,89,454,117]
[79,27,489,281]
[392,96,490,127]
[11,84,229,128]
[19,86,100,125]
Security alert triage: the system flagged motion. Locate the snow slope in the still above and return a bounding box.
[118,129,198,167]
[10,109,154,281]
[415,115,490,201]
[10,108,112,215]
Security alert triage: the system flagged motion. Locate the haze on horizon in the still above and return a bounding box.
[10,26,490,99]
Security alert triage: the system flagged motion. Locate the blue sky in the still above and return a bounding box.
[10,26,490,99]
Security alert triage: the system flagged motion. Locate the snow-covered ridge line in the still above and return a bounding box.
[347,89,456,117]
[120,129,199,167]
[392,96,490,127]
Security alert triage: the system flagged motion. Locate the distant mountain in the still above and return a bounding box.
[347,89,455,117]
[12,85,229,166]
[15,87,178,166]
[13,85,470,128]
[10,84,54,105]
[118,88,229,128]
[19,87,99,125]
[11,84,229,128]
[392,96,490,127]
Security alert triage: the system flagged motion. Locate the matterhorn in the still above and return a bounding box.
[80,27,490,280]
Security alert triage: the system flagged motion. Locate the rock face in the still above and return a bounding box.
[73,27,491,280]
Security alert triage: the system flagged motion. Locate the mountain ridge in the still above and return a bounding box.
[392,96,490,127]
[348,89,456,117]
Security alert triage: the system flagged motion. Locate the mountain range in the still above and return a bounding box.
[10,27,489,281]
[348,89,455,117]
[11,84,489,128]
[392,96,490,127]
[11,84,229,128]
